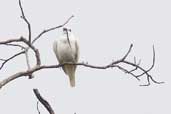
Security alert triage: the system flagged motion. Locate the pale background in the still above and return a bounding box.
[0,0,171,114]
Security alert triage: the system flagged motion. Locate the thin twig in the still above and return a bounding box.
[109,44,133,66]
[115,65,140,81]
[121,44,133,60]
[0,51,25,70]
[32,15,74,44]
[19,0,31,43]
[136,45,155,77]
[0,59,6,61]
[33,89,55,114]
[37,101,40,114]
[2,43,25,49]
[128,58,141,73]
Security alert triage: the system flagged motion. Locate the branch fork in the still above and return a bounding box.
[0,0,164,89]
[0,0,164,113]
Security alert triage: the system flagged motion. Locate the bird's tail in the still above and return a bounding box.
[63,65,76,87]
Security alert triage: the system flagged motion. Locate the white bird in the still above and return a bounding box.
[53,28,79,87]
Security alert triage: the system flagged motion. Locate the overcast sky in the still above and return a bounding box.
[0,0,171,114]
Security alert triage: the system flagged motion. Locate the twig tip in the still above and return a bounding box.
[130,43,133,47]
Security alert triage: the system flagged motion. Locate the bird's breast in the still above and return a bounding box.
[57,40,76,62]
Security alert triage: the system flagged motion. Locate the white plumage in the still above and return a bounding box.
[53,28,79,87]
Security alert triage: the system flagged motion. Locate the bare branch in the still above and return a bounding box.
[18,0,36,78]
[25,49,34,79]
[0,38,23,44]
[0,44,163,89]
[115,65,140,81]
[0,0,163,92]
[128,57,141,73]
[2,43,25,49]
[32,15,74,44]
[19,0,32,43]
[120,45,164,86]
[37,101,40,114]
[0,59,6,61]
[121,43,133,60]
[109,44,133,66]
[136,45,155,77]
[20,37,41,65]
[0,66,38,89]
[0,1,164,113]
[33,89,55,114]
[0,51,25,70]
[0,37,41,66]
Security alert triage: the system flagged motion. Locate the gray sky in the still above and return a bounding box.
[0,0,171,114]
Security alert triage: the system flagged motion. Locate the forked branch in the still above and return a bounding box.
[0,51,25,70]
[0,1,164,114]
[0,44,164,89]
[0,0,163,89]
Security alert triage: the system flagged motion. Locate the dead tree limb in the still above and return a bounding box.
[19,0,32,43]
[0,44,164,89]
[0,51,25,70]
[37,101,41,114]
[0,0,164,89]
[33,89,55,114]
[32,15,74,44]
[0,1,164,114]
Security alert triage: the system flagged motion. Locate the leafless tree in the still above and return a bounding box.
[0,0,164,114]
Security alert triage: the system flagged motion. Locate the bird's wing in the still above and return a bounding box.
[53,40,68,74]
[74,40,79,62]
[53,41,62,63]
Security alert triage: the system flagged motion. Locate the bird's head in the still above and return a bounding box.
[63,28,71,34]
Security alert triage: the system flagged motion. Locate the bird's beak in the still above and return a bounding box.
[63,28,72,48]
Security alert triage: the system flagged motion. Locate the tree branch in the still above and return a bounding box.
[32,15,74,44]
[19,0,32,43]
[0,38,23,44]
[135,45,155,77]
[0,1,164,114]
[20,37,41,66]
[33,89,55,114]
[25,48,34,79]
[0,44,164,89]
[2,43,25,49]
[0,37,41,67]
[0,51,25,70]
[0,0,163,90]
[36,101,41,114]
